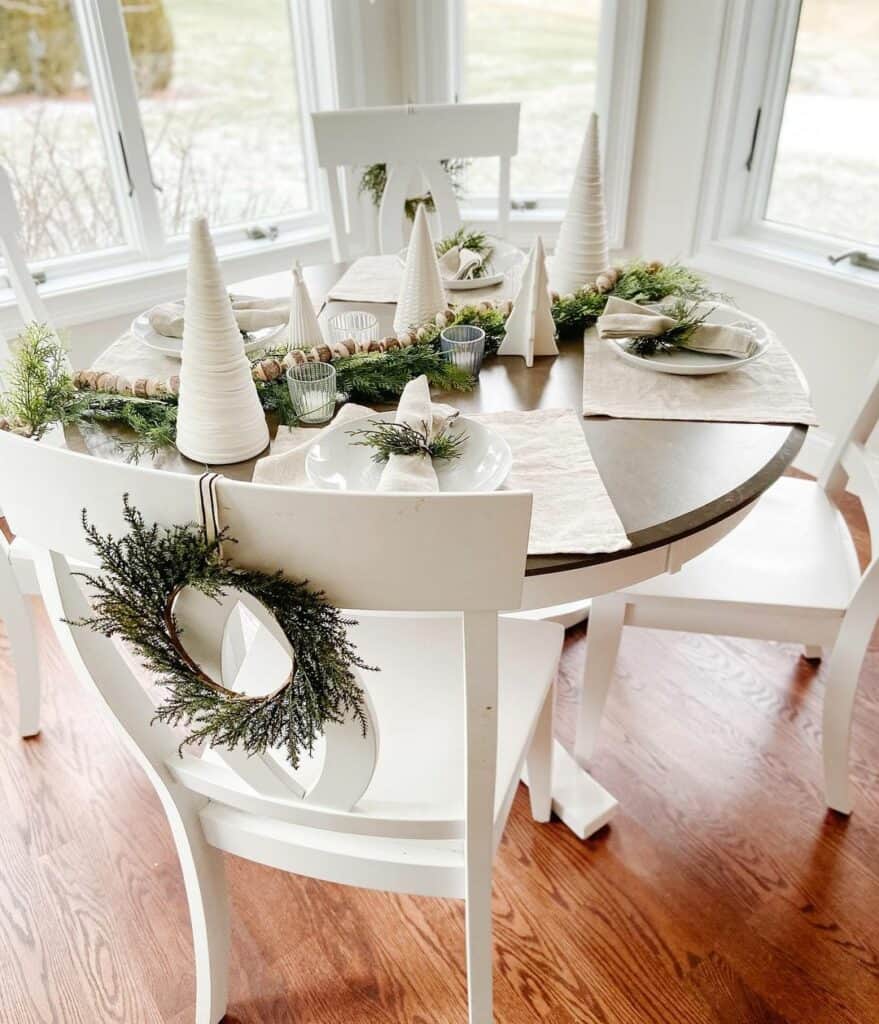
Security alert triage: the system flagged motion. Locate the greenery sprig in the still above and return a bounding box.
[0,323,83,438]
[334,344,473,404]
[348,418,468,464]
[359,159,468,220]
[72,498,373,768]
[627,299,716,357]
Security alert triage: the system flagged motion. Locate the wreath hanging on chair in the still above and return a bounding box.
[73,497,373,768]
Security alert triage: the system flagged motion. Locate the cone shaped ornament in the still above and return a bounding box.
[176,217,269,464]
[287,261,324,349]
[551,112,609,295]
[393,202,447,335]
[497,236,558,367]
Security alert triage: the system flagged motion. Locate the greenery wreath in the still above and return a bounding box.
[73,497,372,768]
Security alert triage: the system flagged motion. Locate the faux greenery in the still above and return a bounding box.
[0,323,83,438]
[348,418,468,464]
[435,227,495,278]
[79,393,179,461]
[334,344,473,404]
[73,498,373,768]
[626,299,716,357]
[359,159,468,220]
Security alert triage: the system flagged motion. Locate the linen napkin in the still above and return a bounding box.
[438,245,484,281]
[597,297,756,358]
[147,294,289,338]
[376,375,461,492]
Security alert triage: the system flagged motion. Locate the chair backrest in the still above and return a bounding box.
[818,352,879,554]
[311,103,520,259]
[0,165,50,330]
[0,430,532,838]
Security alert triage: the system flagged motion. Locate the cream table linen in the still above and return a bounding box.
[583,317,817,425]
[255,405,630,556]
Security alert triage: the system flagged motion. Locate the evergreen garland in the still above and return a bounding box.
[334,344,473,404]
[73,498,372,768]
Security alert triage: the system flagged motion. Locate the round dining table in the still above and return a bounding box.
[79,259,808,839]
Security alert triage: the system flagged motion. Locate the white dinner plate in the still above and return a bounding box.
[305,411,512,492]
[608,302,771,376]
[397,237,526,290]
[131,311,286,359]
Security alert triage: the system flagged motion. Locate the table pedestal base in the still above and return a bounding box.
[523,741,618,839]
[510,598,592,629]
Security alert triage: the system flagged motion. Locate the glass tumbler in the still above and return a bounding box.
[286,362,337,425]
[440,324,486,377]
[328,310,380,348]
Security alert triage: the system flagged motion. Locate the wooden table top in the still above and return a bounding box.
[80,261,807,578]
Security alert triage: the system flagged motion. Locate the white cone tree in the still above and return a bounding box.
[551,112,609,295]
[176,217,269,464]
[393,202,447,335]
[287,261,324,350]
[497,236,558,367]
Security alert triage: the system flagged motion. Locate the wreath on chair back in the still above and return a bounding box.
[73,497,372,768]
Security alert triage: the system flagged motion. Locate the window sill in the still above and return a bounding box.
[691,233,879,327]
[0,222,333,335]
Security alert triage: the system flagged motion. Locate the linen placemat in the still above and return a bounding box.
[327,254,522,307]
[255,405,631,556]
[582,319,818,425]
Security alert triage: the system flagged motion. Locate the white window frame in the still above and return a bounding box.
[692,0,879,326]
[1,0,333,330]
[404,0,646,250]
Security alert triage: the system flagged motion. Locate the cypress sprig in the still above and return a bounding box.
[627,299,716,357]
[347,418,468,464]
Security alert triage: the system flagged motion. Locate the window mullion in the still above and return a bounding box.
[75,0,165,260]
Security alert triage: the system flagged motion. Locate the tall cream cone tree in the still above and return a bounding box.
[393,202,447,335]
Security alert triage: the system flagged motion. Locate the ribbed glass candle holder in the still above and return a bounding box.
[328,310,380,347]
[286,362,337,425]
[440,324,486,377]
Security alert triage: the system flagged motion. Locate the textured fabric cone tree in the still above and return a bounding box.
[175,217,270,464]
[287,260,325,349]
[393,202,447,335]
[551,111,609,295]
[497,236,558,367]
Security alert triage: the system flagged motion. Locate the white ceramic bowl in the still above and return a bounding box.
[305,411,512,492]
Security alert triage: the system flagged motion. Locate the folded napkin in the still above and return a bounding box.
[438,245,484,281]
[377,375,460,492]
[147,294,289,338]
[597,297,756,358]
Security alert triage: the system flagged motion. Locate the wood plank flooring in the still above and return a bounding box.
[1,486,878,1023]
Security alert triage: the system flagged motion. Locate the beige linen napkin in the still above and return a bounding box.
[148,294,289,338]
[438,245,484,281]
[597,297,756,358]
[377,375,460,492]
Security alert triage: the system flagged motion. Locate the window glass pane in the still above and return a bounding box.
[0,4,125,263]
[765,0,879,247]
[463,0,602,199]
[125,0,309,238]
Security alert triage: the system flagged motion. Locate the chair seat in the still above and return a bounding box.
[626,478,860,614]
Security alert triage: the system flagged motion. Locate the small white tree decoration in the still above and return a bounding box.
[287,261,324,350]
[497,236,558,367]
[550,112,609,296]
[176,217,270,465]
[393,201,447,335]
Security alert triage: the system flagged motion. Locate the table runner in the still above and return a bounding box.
[327,254,523,307]
[254,406,631,556]
[582,318,818,425]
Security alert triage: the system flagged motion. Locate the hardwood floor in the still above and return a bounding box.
[1,490,878,1023]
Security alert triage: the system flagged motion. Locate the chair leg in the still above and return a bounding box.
[803,645,823,661]
[0,549,40,737]
[575,596,626,766]
[465,872,493,1024]
[525,684,554,822]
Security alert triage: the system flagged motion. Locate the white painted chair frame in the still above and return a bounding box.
[311,103,520,260]
[0,430,563,1024]
[579,362,879,816]
[0,164,50,737]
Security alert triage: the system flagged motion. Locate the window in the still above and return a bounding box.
[693,0,879,323]
[0,0,322,286]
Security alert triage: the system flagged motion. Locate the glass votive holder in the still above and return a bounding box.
[328,310,379,348]
[286,362,337,425]
[440,324,486,377]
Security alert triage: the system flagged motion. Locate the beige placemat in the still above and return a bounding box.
[95,332,179,381]
[327,254,522,307]
[582,316,818,425]
[255,405,630,556]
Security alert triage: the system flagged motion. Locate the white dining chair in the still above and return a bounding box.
[311,102,520,260]
[577,362,879,816]
[0,163,49,737]
[0,428,563,1024]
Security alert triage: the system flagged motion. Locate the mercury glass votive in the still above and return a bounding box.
[328,310,380,348]
[440,324,486,377]
[286,362,337,425]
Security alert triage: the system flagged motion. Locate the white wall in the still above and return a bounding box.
[625,0,877,465]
